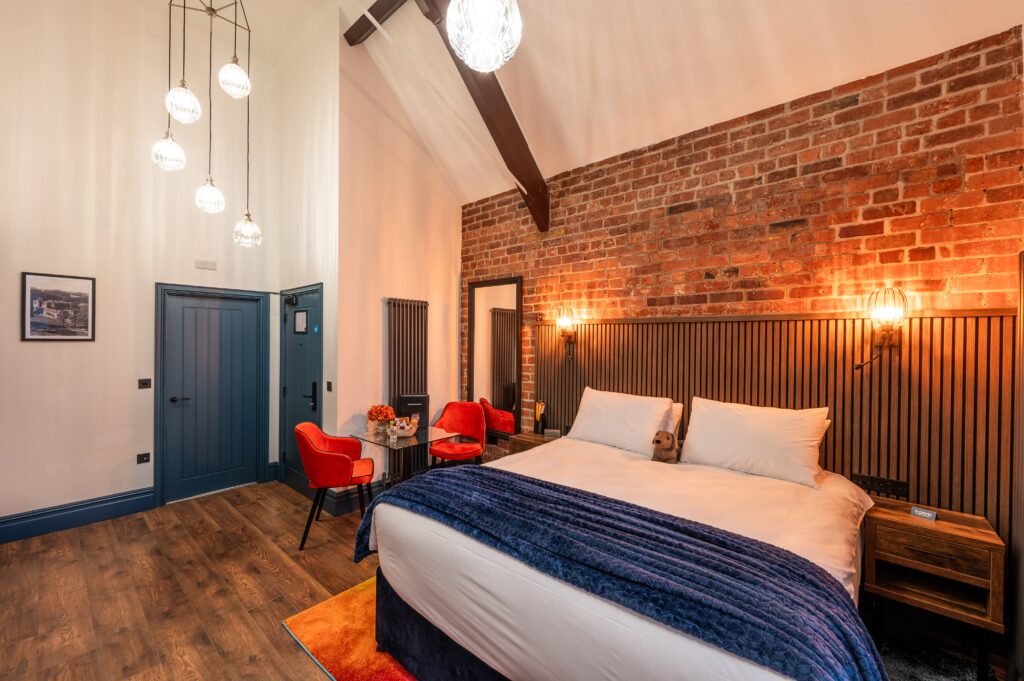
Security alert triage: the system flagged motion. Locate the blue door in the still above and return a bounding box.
[158,288,266,502]
[280,284,323,495]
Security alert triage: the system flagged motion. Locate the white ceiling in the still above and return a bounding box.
[257,0,1024,204]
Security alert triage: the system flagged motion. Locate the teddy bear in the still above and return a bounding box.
[651,430,679,463]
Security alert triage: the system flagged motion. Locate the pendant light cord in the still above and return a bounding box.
[180,0,186,81]
[245,24,251,210]
[207,11,213,177]
[166,1,172,129]
[233,0,238,59]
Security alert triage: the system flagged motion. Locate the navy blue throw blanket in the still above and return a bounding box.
[355,466,887,681]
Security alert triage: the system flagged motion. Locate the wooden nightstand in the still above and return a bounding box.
[863,497,1005,679]
[508,432,556,455]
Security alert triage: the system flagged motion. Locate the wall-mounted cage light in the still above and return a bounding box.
[555,306,577,361]
[854,286,908,370]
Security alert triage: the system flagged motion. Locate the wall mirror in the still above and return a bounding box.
[467,277,522,439]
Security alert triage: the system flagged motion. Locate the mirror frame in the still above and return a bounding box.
[467,276,523,435]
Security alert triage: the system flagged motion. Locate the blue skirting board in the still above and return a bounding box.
[0,487,156,544]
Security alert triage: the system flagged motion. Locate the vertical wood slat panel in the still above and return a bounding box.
[490,308,518,411]
[533,312,1016,544]
[1013,254,1024,676]
[385,298,428,406]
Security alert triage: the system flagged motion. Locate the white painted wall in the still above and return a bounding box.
[276,5,462,481]
[0,0,463,515]
[471,284,517,403]
[334,25,463,479]
[0,0,281,517]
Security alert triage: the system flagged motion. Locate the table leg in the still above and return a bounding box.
[384,448,399,488]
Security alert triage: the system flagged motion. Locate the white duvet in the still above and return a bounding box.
[370,437,873,681]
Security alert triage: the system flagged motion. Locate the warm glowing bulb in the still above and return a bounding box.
[555,307,575,329]
[218,58,251,99]
[151,131,186,171]
[194,177,226,214]
[866,286,908,332]
[870,305,903,324]
[165,80,202,124]
[447,0,522,73]
[233,212,262,248]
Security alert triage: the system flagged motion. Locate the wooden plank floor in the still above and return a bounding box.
[0,482,379,681]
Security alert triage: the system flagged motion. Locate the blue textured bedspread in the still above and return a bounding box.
[355,466,887,681]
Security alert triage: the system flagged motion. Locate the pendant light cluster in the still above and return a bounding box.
[151,0,261,248]
[447,0,523,73]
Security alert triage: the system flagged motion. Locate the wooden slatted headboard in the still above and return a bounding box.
[533,309,1017,544]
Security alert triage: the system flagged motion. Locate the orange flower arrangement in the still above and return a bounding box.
[367,404,395,422]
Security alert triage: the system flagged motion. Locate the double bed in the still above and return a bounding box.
[363,431,874,680]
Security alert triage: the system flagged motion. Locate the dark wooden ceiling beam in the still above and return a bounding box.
[343,0,409,47]
[418,0,549,232]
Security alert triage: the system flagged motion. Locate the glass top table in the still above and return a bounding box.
[350,427,460,486]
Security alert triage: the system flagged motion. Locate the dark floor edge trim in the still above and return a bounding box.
[266,461,280,481]
[323,481,385,517]
[0,487,156,544]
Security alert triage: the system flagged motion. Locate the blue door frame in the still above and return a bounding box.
[279,283,323,489]
[154,283,271,506]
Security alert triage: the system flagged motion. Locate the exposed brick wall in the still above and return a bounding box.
[461,27,1024,419]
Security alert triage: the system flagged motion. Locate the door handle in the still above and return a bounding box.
[169,396,191,404]
[301,382,318,412]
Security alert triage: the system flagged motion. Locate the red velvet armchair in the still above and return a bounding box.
[293,422,374,550]
[480,397,515,435]
[430,401,486,466]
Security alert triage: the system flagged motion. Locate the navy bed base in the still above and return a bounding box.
[375,568,507,681]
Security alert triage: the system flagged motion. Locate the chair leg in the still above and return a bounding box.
[315,488,327,521]
[300,489,323,551]
[475,455,483,465]
[366,482,374,503]
[357,484,366,518]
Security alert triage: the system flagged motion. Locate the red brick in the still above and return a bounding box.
[924,124,986,148]
[839,222,885,238]
[966,168,1022,190]
[947,63,1015,93]
[908,246,937,262]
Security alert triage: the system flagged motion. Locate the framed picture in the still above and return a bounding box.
[294,309,308,334]
[22,272,96,341]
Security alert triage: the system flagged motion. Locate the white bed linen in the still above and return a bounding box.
[371,437,872,681]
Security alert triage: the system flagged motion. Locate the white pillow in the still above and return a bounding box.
[680,397,830,487]
[567,387,673,456]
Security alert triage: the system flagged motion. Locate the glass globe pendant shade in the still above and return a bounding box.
[233,211,263,248]
[194,177,226,214]
[150,131,186,171]
[447,0,522,73]
[218,57,251,99]
[165,80,202,124]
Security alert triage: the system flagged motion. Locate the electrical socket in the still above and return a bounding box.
[138,378,152,389]
[326,381,333,392]
[137,453,150,464]
[852,473,909,498]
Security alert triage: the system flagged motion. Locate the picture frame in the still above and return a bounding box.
[294,309,308,334]
[21,272,96,341]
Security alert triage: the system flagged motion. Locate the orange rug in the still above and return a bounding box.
[283,577,414,681]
